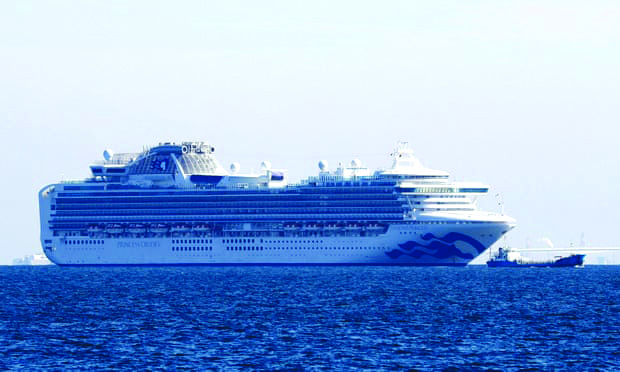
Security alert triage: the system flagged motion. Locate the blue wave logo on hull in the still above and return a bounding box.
[386,232,485,260]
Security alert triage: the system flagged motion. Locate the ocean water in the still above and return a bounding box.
[1,266,619,371]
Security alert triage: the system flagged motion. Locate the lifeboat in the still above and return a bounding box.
[105,223,124,234]
[366,223,385,232]
[193,224,211,233]
[127,223,146,234]
[304,223,321,231]
[283,223,300,231]
[87,224,104,234]
[149,223,169,234]
[324,224,340,231]
[171,224,191,233]
[345,223,361,231]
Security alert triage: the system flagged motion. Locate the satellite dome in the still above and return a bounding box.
[318,160,328,172]
[230,162,240,174]
[351,159,362,168]
[261,161,272,171]
[103,149,114,161]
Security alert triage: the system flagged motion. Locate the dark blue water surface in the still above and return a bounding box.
[1,266,619,371]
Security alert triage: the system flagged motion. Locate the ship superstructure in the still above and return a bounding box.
[39,141,515,266]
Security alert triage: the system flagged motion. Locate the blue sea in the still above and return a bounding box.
[1,266,619,371]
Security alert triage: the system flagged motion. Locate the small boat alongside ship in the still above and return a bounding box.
[487,247,585,268]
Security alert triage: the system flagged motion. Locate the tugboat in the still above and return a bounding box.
[487,247,585,268]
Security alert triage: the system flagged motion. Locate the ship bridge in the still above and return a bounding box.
[379,142,449,179]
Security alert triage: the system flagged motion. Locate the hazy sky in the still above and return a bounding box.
[1,1,618,264]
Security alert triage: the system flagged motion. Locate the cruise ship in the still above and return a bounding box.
[39,141,515,266]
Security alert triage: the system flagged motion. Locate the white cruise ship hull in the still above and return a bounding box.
[40,223,509,266]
